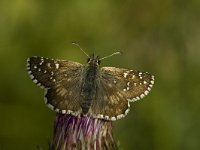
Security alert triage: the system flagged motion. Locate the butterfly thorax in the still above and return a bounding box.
[80,54,100,114]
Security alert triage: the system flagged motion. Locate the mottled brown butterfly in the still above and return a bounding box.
[27,46,154,121]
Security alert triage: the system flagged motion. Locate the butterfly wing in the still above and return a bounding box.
[101,67,154,101]
[90,78,130,121]
[27,56,83,114]
[44,80,82,115]
[90,67,154,121]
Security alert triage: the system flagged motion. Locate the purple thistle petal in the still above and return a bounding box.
[50,114,118,150]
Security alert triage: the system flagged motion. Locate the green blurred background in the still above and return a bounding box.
[0,0,200,149]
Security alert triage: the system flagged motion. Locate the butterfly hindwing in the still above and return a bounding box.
[45,78,82,115]
[90,78,130,121]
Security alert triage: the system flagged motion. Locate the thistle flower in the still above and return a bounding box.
[50,114,118,150]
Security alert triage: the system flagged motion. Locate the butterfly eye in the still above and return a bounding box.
[96,56,100,65]
[97,59,101,65]
[87,58,91,63]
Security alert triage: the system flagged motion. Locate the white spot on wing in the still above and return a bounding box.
[140,93,145,98]
[105,116,109,120]
[148,87,151,91]
[44,98,47,104]
[125,109,130,115]
[128,97,136,102]
[136,96,140,100]
[33,79,38,83]
[47,63,51,68]
[67,110,73,114]
[152,75,155,80]
[123,72,128,78]
[117,114,124,119]
[27,58,30,62]
[55,108,60,112]
[39,84,45,89]
[47,104,54,110]
[128,102,130,107]
[44,89,48,104]
[144,90,149,95]
[55,63,59,69]
[111,117,116,121]
[61,110,66,114]
[95,114,103,119]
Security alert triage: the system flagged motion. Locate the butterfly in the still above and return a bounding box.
[27,50,154,121]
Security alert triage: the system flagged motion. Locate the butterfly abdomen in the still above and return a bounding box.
[81,65,98,114]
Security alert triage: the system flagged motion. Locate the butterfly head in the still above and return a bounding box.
[87,54,101,66]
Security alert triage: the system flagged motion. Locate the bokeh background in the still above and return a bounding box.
[0,0,200,149]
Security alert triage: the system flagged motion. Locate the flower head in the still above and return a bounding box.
[50,114,117,150]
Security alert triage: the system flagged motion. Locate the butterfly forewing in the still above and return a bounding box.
[27,56,84,114]
[27,56,83,88]
[101,67,154,102]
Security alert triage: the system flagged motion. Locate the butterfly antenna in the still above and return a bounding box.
[72,42,89,58]
[100,51,122,60]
